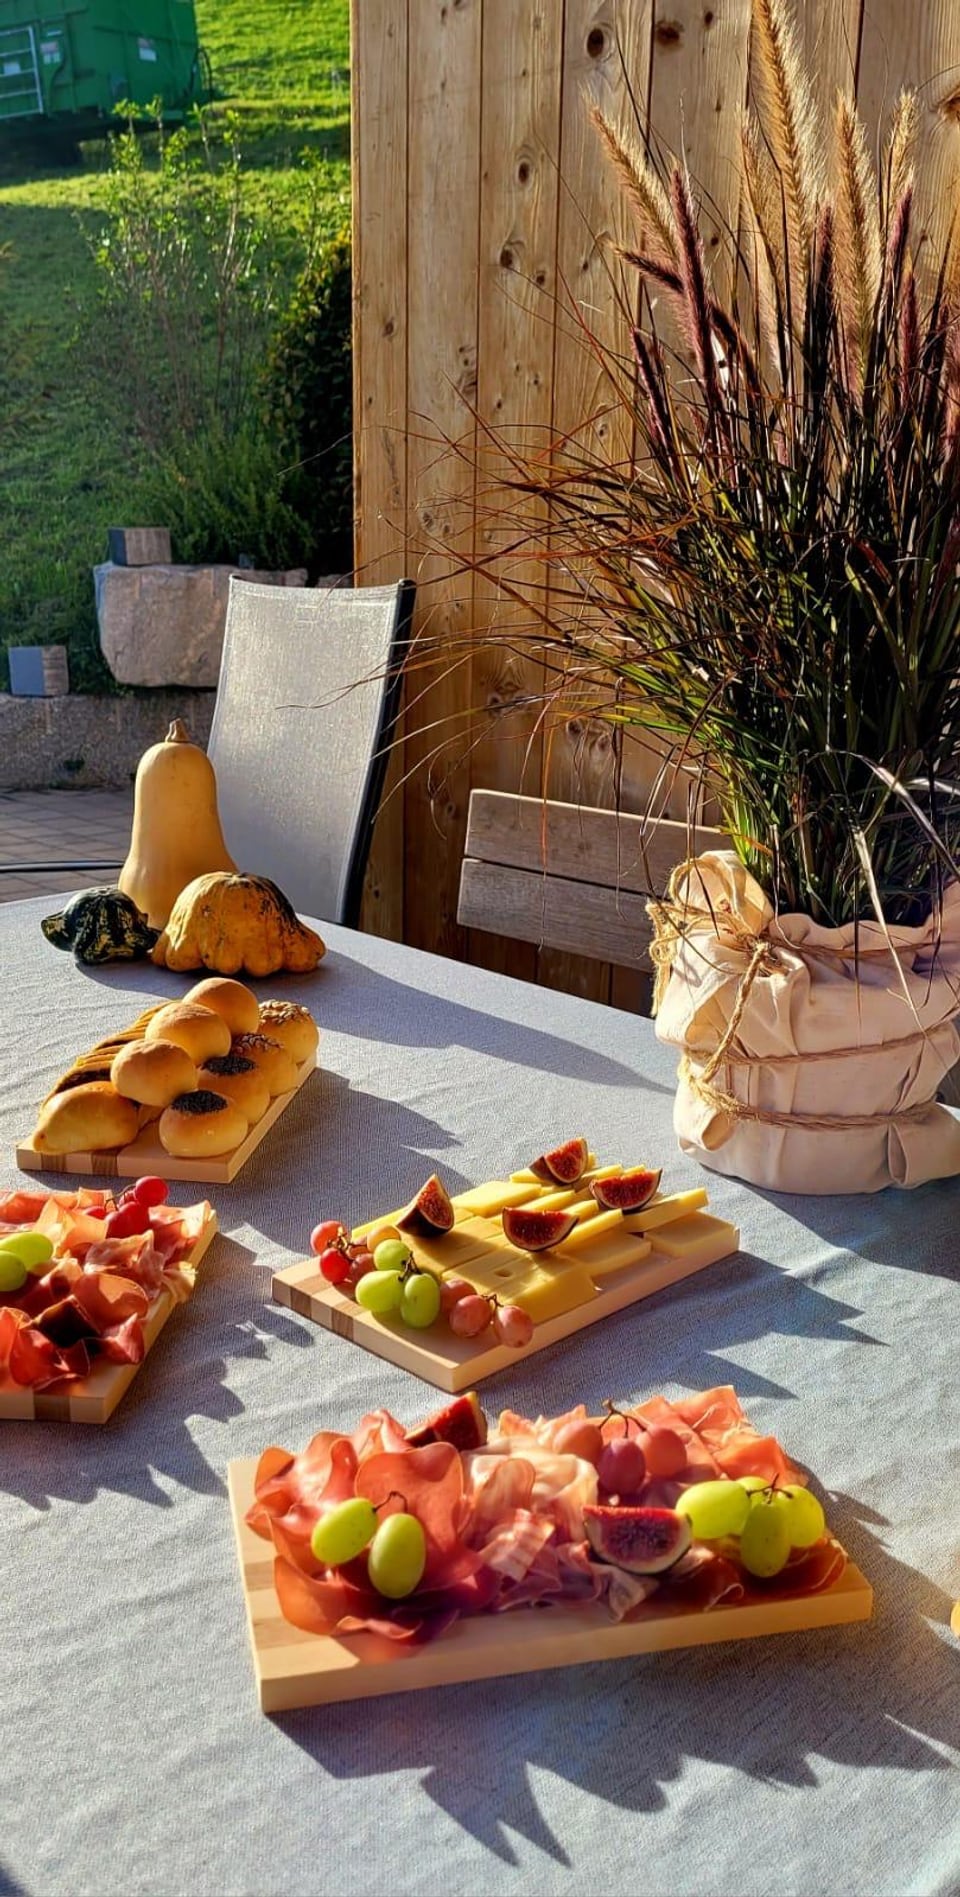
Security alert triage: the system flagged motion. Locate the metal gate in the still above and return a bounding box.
[0,23,42,123]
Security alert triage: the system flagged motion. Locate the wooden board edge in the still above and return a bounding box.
[271,1234,740,1393]
[0,1210,219,1424]
[15,1056,317,1183]
[227,1458,873,1713]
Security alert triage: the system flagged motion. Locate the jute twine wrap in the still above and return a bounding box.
[647,860,956,1132]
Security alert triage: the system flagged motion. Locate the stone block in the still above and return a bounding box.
[8,646,70,697]
[0,690,215,789]
[107,527,173,567]
[95,564,309,688]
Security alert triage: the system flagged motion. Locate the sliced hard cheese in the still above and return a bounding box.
[555,1207,624,1249]
[509,1152,600,1185]
[623,1187,709,1233]
[581,1232,653,1279]
[350,1216,492,1275]
[647,1213,739,1267]
[451,1180,538,1218]
[464,1251,598,1321]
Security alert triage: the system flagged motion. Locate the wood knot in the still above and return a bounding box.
[654,18,683,44]
[586,26,605,58]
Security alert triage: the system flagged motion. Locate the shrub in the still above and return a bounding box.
[260,226,353,575]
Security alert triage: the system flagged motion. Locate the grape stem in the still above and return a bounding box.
[375,1489,409,1514]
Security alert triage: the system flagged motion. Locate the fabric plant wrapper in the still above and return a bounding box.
[649,851,960,1194]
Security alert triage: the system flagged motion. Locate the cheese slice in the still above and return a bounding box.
[582,1232,653,1278]
[464,1251,598,1321]
[555,1207,624,1249]
[623,1187,709,1233]
[451,1180,538,1218]
[647,1213,739,1267]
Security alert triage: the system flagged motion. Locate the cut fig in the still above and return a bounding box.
[406,1392,488,1451]
[528,1137,590,1186]
[590,1167,662,1213]
[501,1206,577,1252]
[396,1174,455,1236]
[583,1504,691,1574]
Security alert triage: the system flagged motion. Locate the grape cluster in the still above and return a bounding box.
[676,1477,827,1577]
[310,1496,427,1600]
[309,1219,534,1348]
[0,1176,169,1294]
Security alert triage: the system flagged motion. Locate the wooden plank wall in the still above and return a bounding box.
[353,0,960,996]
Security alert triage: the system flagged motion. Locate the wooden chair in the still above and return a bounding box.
[457,789,726,969]
[207,577,415,927]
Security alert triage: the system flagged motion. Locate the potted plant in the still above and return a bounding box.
[459,0,960,1193]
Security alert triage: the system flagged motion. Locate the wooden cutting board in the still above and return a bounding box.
[228,1458,874,1713]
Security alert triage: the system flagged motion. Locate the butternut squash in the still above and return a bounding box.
[118,721,237,927]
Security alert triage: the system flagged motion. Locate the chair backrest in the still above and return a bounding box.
[457,789,727,968]
[207,578,414,927]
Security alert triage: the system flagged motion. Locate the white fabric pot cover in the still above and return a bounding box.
[651,851,960,1194]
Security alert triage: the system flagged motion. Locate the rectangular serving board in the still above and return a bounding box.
[0,1210,219,1423]
[16,1055,317,1184]
[228,1459,874,1713]
[272,1216,739,1393]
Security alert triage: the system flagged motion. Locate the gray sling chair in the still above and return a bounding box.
[207,577,414,927]
[4,578,415,930]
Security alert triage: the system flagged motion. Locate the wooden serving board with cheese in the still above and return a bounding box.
[228,1456,873,1712]
[0,1209,219,1423]
[272,1164,740,1392]
[17,1055,317,1185]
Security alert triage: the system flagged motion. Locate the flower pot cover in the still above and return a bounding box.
[650,851,960,1194]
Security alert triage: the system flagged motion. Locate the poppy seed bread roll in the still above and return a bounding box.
[230,1032,298,1097]
[197,1053,270,1125]
[158,1089,248,1157]
[145,1000,231,1063]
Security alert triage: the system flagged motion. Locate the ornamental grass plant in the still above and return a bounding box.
[459,0,960,934]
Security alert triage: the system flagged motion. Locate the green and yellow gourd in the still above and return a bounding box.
[41,888,158,965]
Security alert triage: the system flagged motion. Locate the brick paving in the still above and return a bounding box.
[0,790,133,903]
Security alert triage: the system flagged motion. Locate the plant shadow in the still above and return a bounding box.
[747,1175,960,1284]
[0,1236,304,1512]
[272,1510,956,1866]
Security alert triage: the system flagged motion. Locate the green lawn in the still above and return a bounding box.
[0,0,350,690]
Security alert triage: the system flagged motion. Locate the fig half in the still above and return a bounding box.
[501,1206,577,1252]
[406,1392,488,1450]
[583,1504,691,1574]
[590,1167,662,1213]
[396,1174,455,1236]
[529,1137,590,1186]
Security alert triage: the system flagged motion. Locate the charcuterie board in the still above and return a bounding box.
[227,1457,873,1712]
[272,1167,740,1392]
[16,1056,316,1185]
[0,1209,219,1423]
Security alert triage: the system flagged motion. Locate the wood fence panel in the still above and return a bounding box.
[352,0,958,1003]
[354,0,409,942]
[468,0,565,981]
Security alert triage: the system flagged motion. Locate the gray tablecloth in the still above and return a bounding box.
[2,897,959,1897]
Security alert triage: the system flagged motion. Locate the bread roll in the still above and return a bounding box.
[158,1089,248,1158]
[230,1031,298,1096]
[257,1000,319,1065]
[33,1082,140,1155]
[198,1054,270,1125]
[145,1001,231,1063]
[111,1038,198,1108]
[183,976,260,1036]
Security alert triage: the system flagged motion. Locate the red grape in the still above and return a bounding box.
[310,1220,346,1256]
[320,1247,352,1286]
[597,1436,647,1496]
[439,1276,475,1314]
[104,1203,150,1241]
[132,1176,169,1209]
[448,1294,493,1338]
[492,1303,533,1348]
[554,1419,604,1465]
[639,1425,687,1478]
[346,1252,377,1288]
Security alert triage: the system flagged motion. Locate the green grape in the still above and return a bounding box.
[401,1271,441,1330]
[310,1497,378,1567]
[367,1512,427,1599]
[356,1270,405,1315]
[779,1483,826,1548]
[373,1238,411,1274]
[676,1479,750,1540]
[0,1251,28,1293]
[739,1495,791,1577]
[0,1232,54,1275]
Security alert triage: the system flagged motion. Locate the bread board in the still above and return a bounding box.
[228,1458,873,1712]
[272,1210,740,1393]
[16,1055,317,1184]
[0,1210,219,1423]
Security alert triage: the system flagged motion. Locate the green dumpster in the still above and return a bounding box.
[0,2,210,139]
